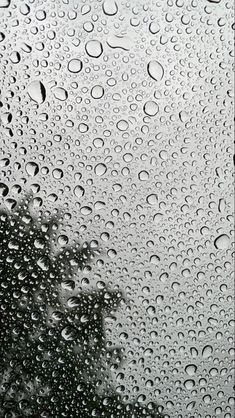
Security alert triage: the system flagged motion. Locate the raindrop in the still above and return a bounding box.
[28,81,46,104]
[185,364,197,376]
[146,194,158,205]
[202,345,213,359]
[138,171,149,181]
[153,213,163,223]
[0,182,9,197]
[147,61,164,81]
[143,101,159,116]
[102,0,118,16]
[149,21,160,34]
[91,85,104,99]
[116,119,129,131]
[61,325,77,341]
[214,234,230,250]
[85,40,103,58]
[10,51,21,64]
[0,0,11,7]
[25,162,39,177]
[74,185,85,198]
[80,206,92,215]
[52,168,63,179]
[95,163,107,176]
[53,87,68,101]
[67,59,83,73]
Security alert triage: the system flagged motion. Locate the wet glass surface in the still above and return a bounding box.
[0,0,234,417]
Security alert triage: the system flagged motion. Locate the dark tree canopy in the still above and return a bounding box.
[0,198,163,418]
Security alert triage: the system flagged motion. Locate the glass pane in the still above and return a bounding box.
[0,1,234,417]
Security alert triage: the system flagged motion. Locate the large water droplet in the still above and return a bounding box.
[74,185,85,198]
[0,182,9,197]
[25,162,39,177]
[28,81,46,104]
[143,101,159,116]
[0,0,11,7]
[214,234,230,250]
[95,163,107,176]
[202,345,213,358]
[85,40,103,58]
[53,87,68,101]
[102,0,118,16]
[147,61,164,81]
[67,59,83,73]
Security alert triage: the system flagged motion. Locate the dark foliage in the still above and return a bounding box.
[0,198,163,418]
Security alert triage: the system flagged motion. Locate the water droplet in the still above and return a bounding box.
[143,101,159,116]
[74,185,85,198]
[25,162,39,177]
[146,194,158,205]
[214,234,230,250]
[102,0,118,16]
[0,182,9,197]
[179,110,189,122]
[91,85,104,99]
[138,170,149,181]
[0,0,10,7]
[95,163,107,176]
[202,344,213,358]
[85,40,103,58]
[185,364,197,376]
[10,51,21,64]
[107,34,132,51]
[68,59,83,73]
[61,325,77,341]
[80,206,92,215]
[149,21,160,34]
[153,213,163,223]
[28,81,46,104]
[147,61,164,81]
[53,87,68,101]
[93,138,104,148]
[35,9,46,21]
[52,168,63,179]
[116,119,129,131]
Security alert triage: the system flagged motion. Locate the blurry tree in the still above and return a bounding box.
[0,198,163,418]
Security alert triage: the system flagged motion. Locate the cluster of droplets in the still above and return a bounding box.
[0,0,234,417]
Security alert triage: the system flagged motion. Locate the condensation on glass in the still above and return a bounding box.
[0,0,234,417]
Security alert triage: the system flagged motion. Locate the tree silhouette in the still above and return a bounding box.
[0,197,163,418]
